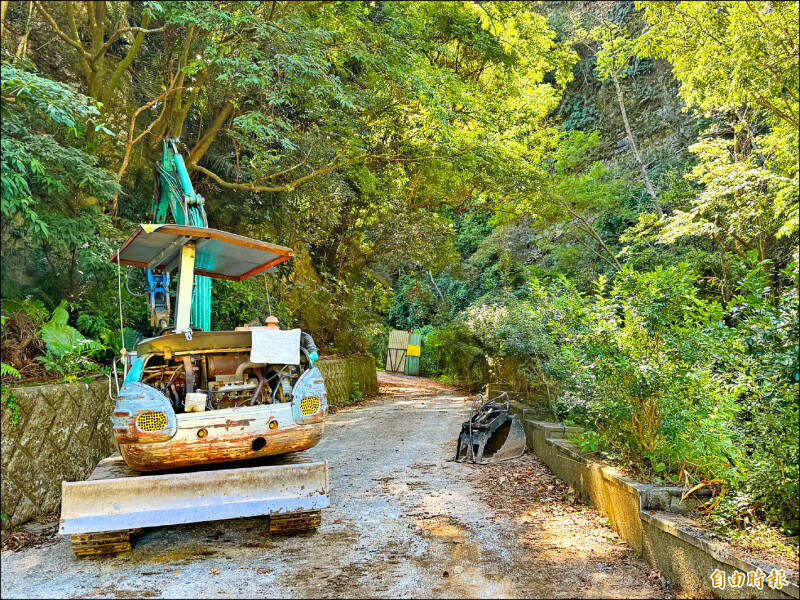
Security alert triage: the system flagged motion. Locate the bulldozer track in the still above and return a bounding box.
[69,511,321,558]
[70,529,139,558]
[269,510,321,534]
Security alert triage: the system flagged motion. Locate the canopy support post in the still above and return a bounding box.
[174,243,196,333]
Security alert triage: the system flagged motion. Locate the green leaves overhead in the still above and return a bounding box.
[0,63,118,237]
[590,22,636,82]
[636,1,799,129]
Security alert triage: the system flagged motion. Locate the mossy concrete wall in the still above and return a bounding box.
[1,380,115,528]
[317,355,378,408]
[1,356,377,528]
[523,415,799,599]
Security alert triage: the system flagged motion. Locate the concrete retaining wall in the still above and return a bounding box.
[1,355,377,528]
[1,379,116,529]
[522,413,799,599]
[317,355,378,408]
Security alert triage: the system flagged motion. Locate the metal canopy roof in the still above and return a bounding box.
[110,224,293,281]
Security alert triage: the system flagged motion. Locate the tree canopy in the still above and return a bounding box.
[1,0,798,540]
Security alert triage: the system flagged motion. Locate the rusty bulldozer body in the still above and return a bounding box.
[59,140,330,557]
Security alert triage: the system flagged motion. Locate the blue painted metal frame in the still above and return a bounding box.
[292,366,328,425]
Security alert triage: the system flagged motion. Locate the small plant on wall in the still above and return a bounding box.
[1,316,22,425]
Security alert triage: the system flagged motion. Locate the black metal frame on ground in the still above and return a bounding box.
[455,392,526,464]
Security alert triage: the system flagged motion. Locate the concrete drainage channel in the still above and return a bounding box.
[517,409,799,600]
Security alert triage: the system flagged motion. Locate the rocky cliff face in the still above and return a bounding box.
[543,0,699,184]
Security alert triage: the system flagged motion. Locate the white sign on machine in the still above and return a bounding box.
[250,328,302,365]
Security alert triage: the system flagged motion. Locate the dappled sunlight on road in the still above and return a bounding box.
[2,372,669,599]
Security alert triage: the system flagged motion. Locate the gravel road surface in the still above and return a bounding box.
[1,373,670,598]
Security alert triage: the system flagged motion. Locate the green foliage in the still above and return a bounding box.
[576,430,600,454]
[1,61,121,314]
[637,1,799,129]
[349,382,363,405]
[659,135,798,253]
[589,22,636,82]
[35,301,106,378]
[462,262,796,527]
[0,298,49,323]
[417,251,797,528]
[636,0,798,255]
[1,62,118,237]
[419,322,488,390]
[558,94,599,131]
[1,316,22,426]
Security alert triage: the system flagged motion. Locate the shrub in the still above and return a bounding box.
[440,260,797,530]
[35,301,106,380]
[420,322,488,390]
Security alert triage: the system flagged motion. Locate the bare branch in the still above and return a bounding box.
[112,86,186,216]
[95,23,166,60]
[251,142,316,184]
[33,1,90,57]
[193,147,451,195]
[193,149,346,193]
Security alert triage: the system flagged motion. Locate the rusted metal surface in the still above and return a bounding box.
[269,510,321,534]
[113,408,176,444]
[109,224,293,281]
[191,417,255,430]
[136,330,252,356]
[111,382,177,445]
[113,379,326,471]
[455,392,526,464]
[207,353,249,376]
[70,530,133,558]
[181,355,195,394]
[119,420,324,471]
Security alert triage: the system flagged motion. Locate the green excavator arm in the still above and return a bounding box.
[149,138,211,331]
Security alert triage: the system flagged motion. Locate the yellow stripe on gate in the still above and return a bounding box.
[407,344,421,357]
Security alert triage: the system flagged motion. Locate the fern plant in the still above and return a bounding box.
[34,301,107,379]
[1,316,22,425]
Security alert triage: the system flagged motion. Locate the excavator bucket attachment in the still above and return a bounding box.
[455,393,526,464]
[59,454,329,537]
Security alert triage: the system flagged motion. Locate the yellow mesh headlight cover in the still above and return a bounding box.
[136,411,167,432]
[299,396,321,415]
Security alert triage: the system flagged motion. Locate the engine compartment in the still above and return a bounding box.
[139,352,309,413]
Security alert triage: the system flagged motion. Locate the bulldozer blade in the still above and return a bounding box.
[59,461,329,535]
[456,415,527,464]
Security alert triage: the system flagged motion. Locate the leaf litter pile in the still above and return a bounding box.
[1,524,59,552]
[471,454,675,598]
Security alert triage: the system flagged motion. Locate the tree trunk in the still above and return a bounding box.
[186,102,235,169]
[1,1,8,40]
[14,2,34,61]
[565,206,622,269]
[612,73,663,217]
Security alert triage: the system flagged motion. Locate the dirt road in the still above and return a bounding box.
[1,373,670,598]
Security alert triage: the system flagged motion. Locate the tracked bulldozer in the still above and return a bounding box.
[455,391,526,464]
[59,139,330,557]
